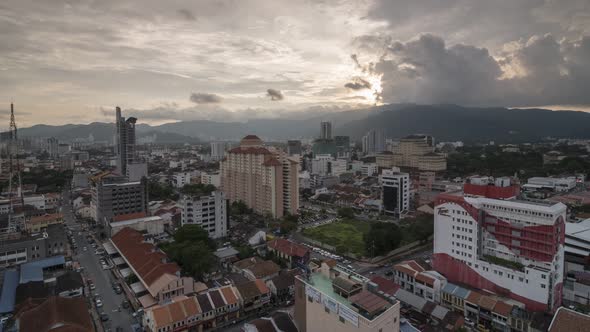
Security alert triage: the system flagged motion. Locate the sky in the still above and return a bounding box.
[0,0,589,126]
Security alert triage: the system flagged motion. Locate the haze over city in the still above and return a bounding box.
[1,0,590,126]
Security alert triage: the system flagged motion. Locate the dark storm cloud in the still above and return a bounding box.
[344,77,372,90]
[266,89,284,101]
[190,92,223,104]
[358,33,590,107]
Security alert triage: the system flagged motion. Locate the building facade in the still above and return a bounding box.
[220,135,298,218]
[321,121,332,140]
[90,172,148,225]
[362,129,385,155]
[211,141,226,161]
[433,176,566,312]
[181,191,228,239]
[381,168,410,217]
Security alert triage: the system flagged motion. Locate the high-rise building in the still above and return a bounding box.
[287,140,302,156]
[320,121,332,140]
[380,134,446,172]
[381,168,410,217]
[433,176,566,312]
[220,135,298,218]
[90,172,148,226]
[362,129,385,155]
[294,261,400,332]
[115,106,136,176]
[210,141,226,160]
[47,137,59,158]
[181,191,228,238]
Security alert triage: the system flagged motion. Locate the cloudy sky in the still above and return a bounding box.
[0,0,589,126]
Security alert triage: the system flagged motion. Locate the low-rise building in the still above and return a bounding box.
[235,279,271,312]
[55,271,84,298]
[25,213,64,233]
[393,260,446,303]
[108,212,169,237]
[267,238,310,269]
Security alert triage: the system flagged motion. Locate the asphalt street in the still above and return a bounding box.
[63,190,137,332]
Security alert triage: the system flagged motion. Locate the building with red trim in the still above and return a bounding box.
[433,176,566,313]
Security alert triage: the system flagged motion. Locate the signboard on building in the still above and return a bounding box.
[322,294,339,313]
[338,305,359,327]
[305,285,321,303]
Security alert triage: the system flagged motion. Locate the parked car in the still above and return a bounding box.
[100,313,109,322]
[96,299,103,308]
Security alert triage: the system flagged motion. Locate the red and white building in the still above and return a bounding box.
[433,176,566,312]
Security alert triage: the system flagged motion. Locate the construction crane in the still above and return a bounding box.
[7,102,25,233]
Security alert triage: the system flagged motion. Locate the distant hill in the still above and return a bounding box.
[336,104,590,143]
[14,104,590,143]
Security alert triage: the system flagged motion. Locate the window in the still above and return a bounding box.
[541,284,546,289]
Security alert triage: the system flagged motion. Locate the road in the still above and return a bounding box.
[63,190,137,332]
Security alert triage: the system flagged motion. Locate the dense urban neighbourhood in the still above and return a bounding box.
[1,109,590,332]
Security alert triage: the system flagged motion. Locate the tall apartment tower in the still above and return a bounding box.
[381,168,410,217]
[220,135,299,218]
[210,141,226,161]
[320,121,332,140]
[433,176,566,312]
[362,129,385,155]
[115,106,137,176]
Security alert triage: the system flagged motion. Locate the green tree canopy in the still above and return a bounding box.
[337,207,355,219]
[364,222,403,257]
[181,183,216,196]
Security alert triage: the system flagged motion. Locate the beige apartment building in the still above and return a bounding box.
[294,261,400,332]
[377,134,446,172]
[220,135,299,218]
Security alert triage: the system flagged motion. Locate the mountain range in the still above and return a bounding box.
[15,104,590,144]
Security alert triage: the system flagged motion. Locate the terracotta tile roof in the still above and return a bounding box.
[349,290,389,314]
[236,279,270,300]
[549,307,590,332]
[234,256,265,270]
[111,227,180,296]
[262,157,282,167]
[492,301,513,317]
[17,296,93,332]
[243,135,261,140]
[465,291,483,304]
[151,296,201,329]
[323,259,337,268]
[268,238,309,258]
[228,146,272,155]
[208,289,226,309]
[478,296,497,311]
[415,273,435,286]
[113,211,148,222]
[28,213,63,224]
[393,264,418,277]
[220,286,238,305]
[370,276,400,296]
[255,279,270,294]
[246,260,280,279]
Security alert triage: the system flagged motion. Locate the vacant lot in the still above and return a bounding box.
[302,219,371,257]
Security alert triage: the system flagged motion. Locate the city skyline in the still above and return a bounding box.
[0,0,589,126]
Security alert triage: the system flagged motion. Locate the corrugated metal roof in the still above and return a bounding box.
[394,289,426,311]
[20,256,65,284]
[431,305,450,320]
[0,269,19,314]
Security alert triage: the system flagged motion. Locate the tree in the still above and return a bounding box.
[230,200,252,215]
[173,224,216,249]
[161,225,217,279]
[148,180,178,201]
[181,183,216,196]
[337,207,355,219]
[364,222,403,257]
[236,245,255,260]
[406,215,434,243]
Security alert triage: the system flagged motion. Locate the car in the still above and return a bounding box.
[83,247,87,251]
[385,271,393,276]
[100,313,109,322]
[464,318,475,327]
[114,287,122,294]
[89,284,96,290]
[122,301,130,309]
[96,299,103,307]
